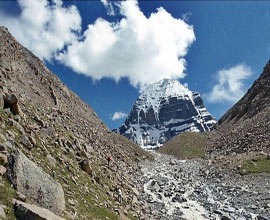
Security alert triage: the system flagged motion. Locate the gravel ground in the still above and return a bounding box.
[137,152,270,220]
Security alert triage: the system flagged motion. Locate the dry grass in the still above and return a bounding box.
[158,132,208,159]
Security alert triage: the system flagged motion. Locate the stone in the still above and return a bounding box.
[0,143,7,152]
[0,153,7,165]
[221,215,233,220]
[0,205,5,219]
[19,135,33,150]
[0,165,6,175]
[28,136,36,147]
[1,142,13,151]
[4,94,23,116]
[171,194,187,203]
[7,150,65,215]
[80,160,92,175]
[16,192,26,202]
[67,199,76,206]
[169,159,177,166]
[13,199,64,220]
[64,211,75,220]
[46,154,57,167]
[4,93,18,106]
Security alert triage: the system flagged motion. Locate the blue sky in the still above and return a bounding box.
[0,0,270,129]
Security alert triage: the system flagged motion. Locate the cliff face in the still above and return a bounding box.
[0,26,151,219]
[117,79,216,148]
[208,60,270,155]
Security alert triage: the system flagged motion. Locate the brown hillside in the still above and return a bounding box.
[0,26,151,219]
[208,60,270,155]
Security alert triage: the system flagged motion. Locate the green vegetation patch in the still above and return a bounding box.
[158,132,208,159]
[240,157,270,175]
[0,175,16,220]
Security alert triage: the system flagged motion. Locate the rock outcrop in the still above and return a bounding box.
[116,79,216,148]
[8,150,65,215]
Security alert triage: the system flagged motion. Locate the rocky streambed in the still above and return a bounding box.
[137,152,270,220]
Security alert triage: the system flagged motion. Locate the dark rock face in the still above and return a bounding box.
[116,79,216,147]
[208,60,270,155]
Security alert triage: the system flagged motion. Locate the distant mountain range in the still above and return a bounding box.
[115,79,216,148]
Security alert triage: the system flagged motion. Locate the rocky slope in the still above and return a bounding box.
[0,26,152,220]
[208,60,270,155]
[116,79,216,148]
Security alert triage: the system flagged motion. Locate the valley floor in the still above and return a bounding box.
[137,152,270,220]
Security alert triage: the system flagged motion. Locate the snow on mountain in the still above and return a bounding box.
[116,79,216,148]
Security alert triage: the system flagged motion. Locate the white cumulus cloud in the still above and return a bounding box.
[58,0,196,89]
[111,111,128,121]
[206,64,252,103]
[0,0,81,61]
[0,0,195,90]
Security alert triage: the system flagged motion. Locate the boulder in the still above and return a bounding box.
[7,150,65,215]
[3,94,23,116]
[19,135,33,150]
[13,199,64,220]
[0,153,8,165]
[46,154,57,167]
[80,160,92,175]
[4,93,18,106]
[0,165,6,175]
[0,204,5,219]
[0,143,7,152]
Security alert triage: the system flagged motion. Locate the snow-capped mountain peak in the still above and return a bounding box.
[116,79,216,149]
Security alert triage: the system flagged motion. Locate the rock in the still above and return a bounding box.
[0,165,6,175]
[0,205,5,219]
[0,143,7,152]
[4,94,23,116]
[169,159,177,166]
[7,150,65,215]
[13,199,64,220]
[132,187,140,196]
[4,93,18,106]
[7,119,24,134]
[19,135,33,150]
[68,199,76,206]
[11,103,23,117]
[64,211,75,220]
[80,160,92,175]
[0,153,7,165]
[221,215,233,220]
[39,128,55,138]
[171,194,187,203]
[16,192,26,202]
[28,136,36,147]
[1,142,14,151]
[46,154,57,167]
